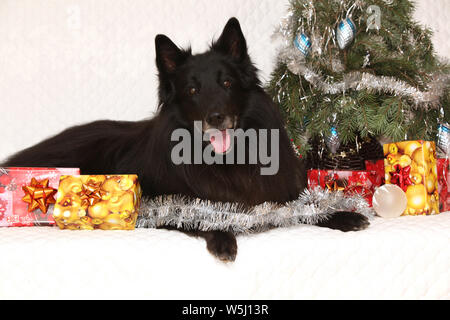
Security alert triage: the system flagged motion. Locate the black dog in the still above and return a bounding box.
[2,18,369,261]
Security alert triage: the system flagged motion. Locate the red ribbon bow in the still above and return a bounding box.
[390,164,413,192]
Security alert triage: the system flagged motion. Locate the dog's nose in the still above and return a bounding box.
[206,113,225,127]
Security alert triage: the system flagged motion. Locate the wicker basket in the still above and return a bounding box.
[305,135,384,170]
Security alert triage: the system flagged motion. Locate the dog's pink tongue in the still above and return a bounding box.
[210,130,231,154]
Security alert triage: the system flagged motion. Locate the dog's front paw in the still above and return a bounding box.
[205,231,237,262]
[317,211,370,232]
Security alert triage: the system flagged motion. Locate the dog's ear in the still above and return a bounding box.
[213,17,247,61]
[155,34,185,74]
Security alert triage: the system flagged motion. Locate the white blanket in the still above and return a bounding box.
[1,213,449,299]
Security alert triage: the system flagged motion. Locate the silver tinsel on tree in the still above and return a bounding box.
[275,27,450,108]
[272,0,450,109]
[136,188,374,234]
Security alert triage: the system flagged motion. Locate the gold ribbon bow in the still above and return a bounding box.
[325,175,347,192]
[22,178,57,214]
[325,180,346,191]
[79,181,106,209]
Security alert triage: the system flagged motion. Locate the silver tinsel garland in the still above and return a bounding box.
[136,188,374,234]
[276,39,450,109]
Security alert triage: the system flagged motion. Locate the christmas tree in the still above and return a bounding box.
[267,0,450,161]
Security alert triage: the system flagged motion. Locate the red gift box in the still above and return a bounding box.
[365,160,385,185]
[0,167,80,227]
[437,158,449,212]
[307,169,383,206]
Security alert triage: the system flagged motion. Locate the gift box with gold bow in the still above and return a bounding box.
[0,167,80,227]
[53,175,141,230]
[307,169,383,206]
[384,141,439,215]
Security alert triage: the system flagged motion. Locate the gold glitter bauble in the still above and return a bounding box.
[422,141,434,162]
[99,214,126,230]
[406,184,427,210]
[412,148,426,167]
[404,141,422,157]
[389,144,398,155]
[398,155,412,168]
[425,175,436,194]
[386,153,401,165]
[410,172,423,184]
[88,201,110,219]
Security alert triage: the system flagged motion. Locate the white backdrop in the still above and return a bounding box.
[1,0,449,161]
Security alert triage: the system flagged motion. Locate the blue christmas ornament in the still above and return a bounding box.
[294,33,312,57]
[336,17,357,50]
[326,127,341,154]
[437,123,450,157]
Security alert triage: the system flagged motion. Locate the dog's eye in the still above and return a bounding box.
[188,87,197,95]
[223,80,232,88]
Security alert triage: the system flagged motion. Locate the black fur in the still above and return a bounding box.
[2,18,369,261]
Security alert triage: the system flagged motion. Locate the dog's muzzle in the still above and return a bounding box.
[202,115,237,154]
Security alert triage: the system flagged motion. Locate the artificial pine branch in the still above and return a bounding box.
[266,0,450,158]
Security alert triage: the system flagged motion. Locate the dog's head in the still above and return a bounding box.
[155,18,259,153]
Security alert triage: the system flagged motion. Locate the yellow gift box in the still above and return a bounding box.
[53,175,141,230]
[384,140,439,215]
